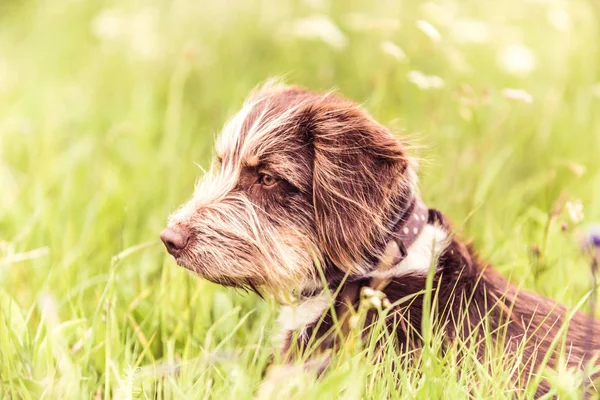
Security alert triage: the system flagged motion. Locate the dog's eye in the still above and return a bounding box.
[258,172,278,187]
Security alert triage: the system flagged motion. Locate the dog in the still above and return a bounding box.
[161,82,600,397]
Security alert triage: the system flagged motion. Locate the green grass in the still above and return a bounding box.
[1,0,600,398]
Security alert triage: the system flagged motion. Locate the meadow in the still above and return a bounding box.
[1,0,600,398]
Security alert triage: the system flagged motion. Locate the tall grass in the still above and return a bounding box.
[1,0,599,398]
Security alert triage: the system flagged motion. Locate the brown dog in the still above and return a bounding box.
[161,82,600,397]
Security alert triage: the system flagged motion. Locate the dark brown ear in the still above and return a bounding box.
[304,96,410,274]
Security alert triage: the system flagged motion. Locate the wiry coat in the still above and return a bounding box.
[162,82,600,397]
[282,210,600,397]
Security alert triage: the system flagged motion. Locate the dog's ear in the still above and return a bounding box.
[303,97,410,274]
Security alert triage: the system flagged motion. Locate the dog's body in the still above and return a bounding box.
[161,83,600,397]
[279,210,600,397]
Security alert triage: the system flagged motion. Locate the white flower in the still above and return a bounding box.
[360,286,390,310]
[547,6,571,32]
[407,70,444,90]
[451,18,490,44]
[91,7,162,60]
[502,88,533,103]
[381,41,407,62]
[91,8,124,41]
[362,287,376,297]
[369,296,382,309]
[416,20,441,42]
[498,44,537,76]
[561,161,586,177]
[566,200,584,224]
[129,8,162,59]
[289,15,348,50]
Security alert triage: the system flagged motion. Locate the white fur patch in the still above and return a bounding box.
[275,291,331,345]
[369,224,448,279]
[277,291,331,332]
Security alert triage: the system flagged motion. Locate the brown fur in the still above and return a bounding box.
[163,82,600,397]
[285,210,600,397]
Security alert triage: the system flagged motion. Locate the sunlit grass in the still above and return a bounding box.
[1,0,599,398]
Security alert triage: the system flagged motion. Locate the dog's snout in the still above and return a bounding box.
[160,227,190,255]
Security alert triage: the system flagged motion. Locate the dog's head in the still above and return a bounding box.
[162,82,415,296]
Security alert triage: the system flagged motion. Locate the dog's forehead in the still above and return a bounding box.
[215,91,312,167]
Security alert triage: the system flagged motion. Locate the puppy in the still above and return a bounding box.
[161,82,600,397]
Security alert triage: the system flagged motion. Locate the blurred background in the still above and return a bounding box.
[1,0,599,398]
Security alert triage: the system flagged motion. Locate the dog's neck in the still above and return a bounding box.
[278,198,448,343]
[378,194,430,271]
[277,203,449,352]
[294,193,432,301]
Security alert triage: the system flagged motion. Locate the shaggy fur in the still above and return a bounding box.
[162,82,600,397]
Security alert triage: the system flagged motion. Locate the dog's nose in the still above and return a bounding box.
[160,227,190,255]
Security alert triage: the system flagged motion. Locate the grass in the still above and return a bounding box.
[1,0,600,398]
